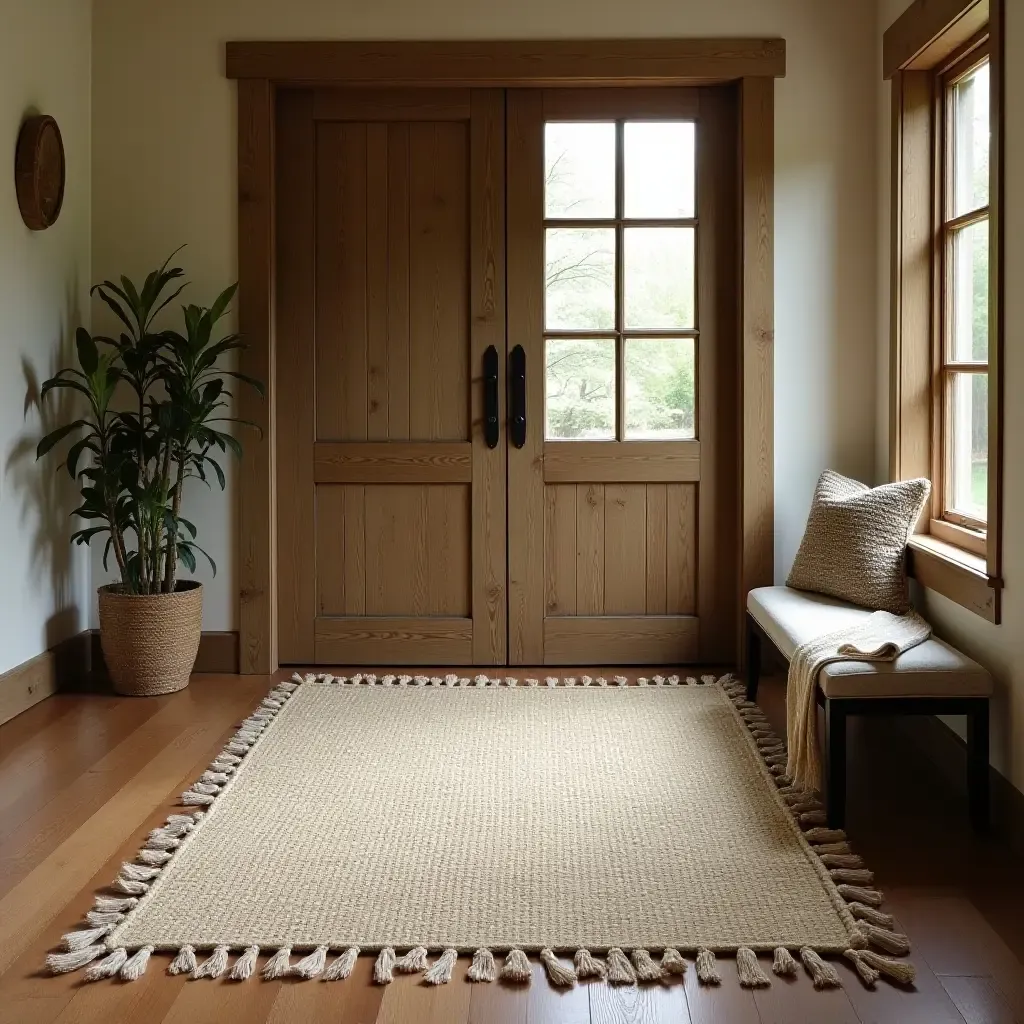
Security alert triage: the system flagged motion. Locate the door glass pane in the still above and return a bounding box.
[624,122,695,218]
[546,338,616,439]
[623,227,695,329]
[950,218,988,362]
[544,122,616,219]
[951,61,989,217]
[949,371,988,521]
[625,338,695,439]
[545,228,616,330]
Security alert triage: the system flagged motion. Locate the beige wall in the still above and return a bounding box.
[0,1,92,674]
[877,0,1024,794]
[91,1,879,638]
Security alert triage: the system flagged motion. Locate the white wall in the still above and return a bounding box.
[877,0,1024,795]
[0,1,92,675]
[91,0,879,634]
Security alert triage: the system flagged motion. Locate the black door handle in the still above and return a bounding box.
[483,345,499,449]
[509,344,526,449]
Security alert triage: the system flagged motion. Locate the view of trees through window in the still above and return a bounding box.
[543,121,698,440]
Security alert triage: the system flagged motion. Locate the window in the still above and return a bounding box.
[938,52,990,533]
[885,0,1003,622]
[542,120,697,441]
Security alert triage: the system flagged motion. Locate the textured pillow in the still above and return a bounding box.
[787,471,931,614]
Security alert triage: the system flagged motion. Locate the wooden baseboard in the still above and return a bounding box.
[894,713,1024,859]
[89,629,240,680]
[0,632,92,727]
[0,628,242,723]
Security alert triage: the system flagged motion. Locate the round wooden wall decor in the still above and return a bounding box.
[15,115,66,230]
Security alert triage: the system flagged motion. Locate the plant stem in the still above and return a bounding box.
[163,452,186,593]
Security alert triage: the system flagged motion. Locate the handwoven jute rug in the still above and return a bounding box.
[47,673,914,990]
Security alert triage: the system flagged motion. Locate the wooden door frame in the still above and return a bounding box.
[229,40,783,673]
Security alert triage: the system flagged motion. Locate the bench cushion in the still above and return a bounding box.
[748,586,992,699]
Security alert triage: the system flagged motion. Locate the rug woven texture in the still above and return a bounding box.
[112,681,860,953]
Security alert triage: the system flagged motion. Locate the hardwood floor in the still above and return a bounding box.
[0,669,1021,1023]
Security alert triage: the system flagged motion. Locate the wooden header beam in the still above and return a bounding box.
[226,38,785,86]
[883,0,987,78]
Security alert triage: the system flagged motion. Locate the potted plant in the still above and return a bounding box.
[36,253,262,695]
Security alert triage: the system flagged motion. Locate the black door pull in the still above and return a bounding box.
[483,345,499,449]
[509,345,526,449]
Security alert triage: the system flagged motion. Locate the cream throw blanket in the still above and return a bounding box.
[786,611,931,792]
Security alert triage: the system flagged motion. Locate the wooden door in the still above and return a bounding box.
[507,88,740,665]
[276,88,506,665]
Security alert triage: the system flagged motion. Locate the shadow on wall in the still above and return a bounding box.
[3,281,86,648]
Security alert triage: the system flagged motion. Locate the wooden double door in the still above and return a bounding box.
[276,86,739,666]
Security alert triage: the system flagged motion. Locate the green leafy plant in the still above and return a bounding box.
[36,252,263,595]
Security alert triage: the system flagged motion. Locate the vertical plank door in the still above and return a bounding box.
[276,89,507,665]
[507,88,740,665]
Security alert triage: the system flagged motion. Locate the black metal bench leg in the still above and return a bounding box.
[824,698,847,829]
[745,614,761,702]
[966,699,990,832]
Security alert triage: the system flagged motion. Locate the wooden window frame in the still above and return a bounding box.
[885,0,1003,623]
[227,40,783,672]
[935,41,990,539]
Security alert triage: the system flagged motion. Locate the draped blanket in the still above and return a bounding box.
[786,612,931,792]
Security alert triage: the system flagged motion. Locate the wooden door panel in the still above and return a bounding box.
[544,482,697,619]
[507,87,737,665]
[409,123,470,441]
[277,88,505,665]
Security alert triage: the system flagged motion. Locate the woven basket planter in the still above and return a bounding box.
[97,581,203,696]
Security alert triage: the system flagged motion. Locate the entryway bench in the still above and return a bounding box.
[745,585,992,831]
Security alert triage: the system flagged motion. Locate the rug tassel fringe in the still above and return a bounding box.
[736,947,771,987]
[772,947,798,976]
[83,947,128,982]
[629,949,662,982]
[845,949,880,987]
[138,849,172,866]
[661,948,687,976]
[93,895,138,913]
[799,947,841,989]
[230,945,260,980]
[812,841,852,856]
[574,948,606,979]
[62,925,112,952]
[695,948,721,985]
[424,948,458,985]
[323,946,360,981]
[501,948,532,983]
[394,946,429,973]
[193,945,230,979]
[848,902,895,928]
[86,911,124,927]
[859,922,911,956]
[837,884,885,907]
[168,946,197,975]
[830,868,875,885]
[606,947,636,985]
[804,828,847,844]
[262,947,292,980]
[46,944,106,974]
[847,948,916,986]
[467,948,496,982]
[373,947,396,984]
[539,949,576,987]
[291,945,328,978]
[120,946,153,981]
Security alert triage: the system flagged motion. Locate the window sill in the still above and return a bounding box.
[907,534,1001,623]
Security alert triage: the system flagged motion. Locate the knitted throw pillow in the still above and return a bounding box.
[787,470,931,614]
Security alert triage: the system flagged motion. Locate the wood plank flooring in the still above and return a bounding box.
[0,669,1021,1023]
